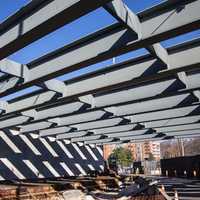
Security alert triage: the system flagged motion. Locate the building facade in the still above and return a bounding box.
[103,144,116,160]
[143,141,161,161]
[125,142,161,161]
[103,141,161,162]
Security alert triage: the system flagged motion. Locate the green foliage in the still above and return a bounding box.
[148,152,155,161]
[108,147,133,167]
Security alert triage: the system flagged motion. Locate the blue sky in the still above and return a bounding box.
[1,0,162,64]
[0,0,200,100]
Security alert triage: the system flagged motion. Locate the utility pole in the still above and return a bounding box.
[181,138,185,156]
[177,138,185,156]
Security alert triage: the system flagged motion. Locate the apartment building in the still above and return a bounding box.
[103,141,161,161]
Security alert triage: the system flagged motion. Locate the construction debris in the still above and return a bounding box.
[0,184,62,200]
[0,175,172,199]
[62,190,86,200]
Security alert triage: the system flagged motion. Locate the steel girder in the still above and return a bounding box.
[1,37,200,117]
[0,0,112,60]
[55,114,200,140]
[56,127,147,140]
[55,121,200,144]
[156,123,200,133]
[62,120,200,144]
[64,126,200,144]
[165,129,200,137]
[15,90,200,133]
[95,138,163,145]
[104,0,170,66]
[1,75,200,133]
[83,134,160,145]
[174,133,200,139]
[0,92,198,131]
[52,113,200,143]
[144,115,200,128]
[37,104,200,138]
[0,0,200,144]
[0,37,199,133]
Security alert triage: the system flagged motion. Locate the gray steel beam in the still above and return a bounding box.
[2,87,198,134]
[21,109,38,119]
[95,140,123,145]
[178,72,200,100]
[129,138,164,143]
[56,116,200,141]
[126,137,164,144]
[0,0,200,97]
[165,129,200,137]
[0,102,85,129]
[0,101,8,113]
[91,136,160,144]
[156,123,200,133]
[56,131,90,140]
[91,124,141,135]
[104,0,142,38]
[45,100,198,137]
[40,126,75,137]
[72,135,104,143]
[1,67,199,130]
[88,132,200,144]
[18,121,54,133]
[84,133,159,144]
[174,134,200,139]
[57,128,147,140]
[119,133,158,141]
[0,0,112,60]
[103,93,192,117]
[35,116,128,136]
[93,79,182,108]
[47,38,200,101]
[10,92,199,133]
[70,117,127,131]
[67,94,197,130]
[38,111,111,136]
[2,37,200,117]
[100,137,164,145]
[146,43,169,67]
[129,105,199,123]
[0,77,186,130]
[144,115,200,128]
[104,0,169,66]
[41,105,200,137]
[85,138,114,144]
[20,109,109,133]
[38,79,68,96]
[24,102,85,121]
[56,124,147,139]
[0,116,30,129]
[193,90,200,101]
[41,122,141,138]
[48,110,108,126]
[0,59,29,81]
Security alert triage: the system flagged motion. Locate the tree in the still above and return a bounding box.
[108,147,133,167]
[148,153,155,161]
[161,137,200,159]
[184,137,200,155]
